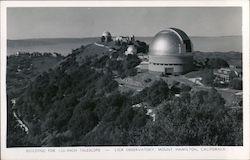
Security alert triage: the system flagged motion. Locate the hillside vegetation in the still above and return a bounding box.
[7,44,242,147]
[7,53,64,146]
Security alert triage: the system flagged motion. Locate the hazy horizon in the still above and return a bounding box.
[7,36,242,55]
[8,7,242,39]
[7,35,242,41]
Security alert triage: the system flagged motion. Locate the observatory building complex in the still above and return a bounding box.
[148,28,193,75]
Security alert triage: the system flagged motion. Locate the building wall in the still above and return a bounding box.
[139,62,149,70]
[148,54,193,74]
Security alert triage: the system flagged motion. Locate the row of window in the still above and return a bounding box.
[149,62,183,66]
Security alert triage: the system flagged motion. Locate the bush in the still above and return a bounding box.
[144,78,152,83]
[136,80,171,106]
[208,58,229,69]
[180,84,192,92]
[229,78,242,90]
[201,69,215,86]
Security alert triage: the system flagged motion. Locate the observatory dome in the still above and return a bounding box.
[148,28,193,75]
[101,31,112,42]
[149,28,192,55]
[102,31,111,37]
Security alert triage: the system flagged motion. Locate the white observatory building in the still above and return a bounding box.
[148,28,193,75]
[125,45,137,55]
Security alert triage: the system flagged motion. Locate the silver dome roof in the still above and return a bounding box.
[102,31,111,37]
[149,28,192,56]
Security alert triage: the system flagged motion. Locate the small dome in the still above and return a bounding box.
[125,45,137,55]
[149,28,192,56]
[127,45,137,53]
[102,31,111,37]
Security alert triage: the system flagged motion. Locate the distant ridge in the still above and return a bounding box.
[7,35,241,40]
[7,37,99,41]
[7,35,242,55]
[7,37,99,46]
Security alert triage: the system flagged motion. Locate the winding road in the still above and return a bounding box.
[11,99,29,134]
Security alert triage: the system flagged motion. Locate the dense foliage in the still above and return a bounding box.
[132,89,242,146]
[7,53,64,147]
[201,69,215,86]
[193,51,242,69]
[194,57,229,70]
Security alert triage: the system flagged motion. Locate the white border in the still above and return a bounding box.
[1,1,249,160]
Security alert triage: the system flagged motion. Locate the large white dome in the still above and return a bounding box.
[148,28,193,75]
[149,28,192,56]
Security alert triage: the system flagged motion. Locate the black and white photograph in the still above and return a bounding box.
[1,0,250,159]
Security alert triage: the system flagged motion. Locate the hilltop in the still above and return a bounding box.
[7,40,242,147]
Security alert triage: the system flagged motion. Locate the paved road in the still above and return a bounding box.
[94,42,111,49]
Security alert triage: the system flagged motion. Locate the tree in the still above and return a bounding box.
[229,71,238,81]
[138,80,171,106]
[229,78,242,90]
[137,88,242,146]
[208,58,229,69]
[124,54,141,69]
[201,69,215,86]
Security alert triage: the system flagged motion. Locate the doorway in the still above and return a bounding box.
[165,67,174,75]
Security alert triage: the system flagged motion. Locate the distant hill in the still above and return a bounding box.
[7,36,242,56]
[7,38,99,47]
[7,38,98,56]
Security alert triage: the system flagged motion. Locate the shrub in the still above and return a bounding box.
[229,78,242,90]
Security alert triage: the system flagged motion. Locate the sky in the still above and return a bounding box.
[7,7,242,39]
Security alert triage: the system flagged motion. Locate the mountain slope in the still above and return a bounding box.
[7,42,242,147]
